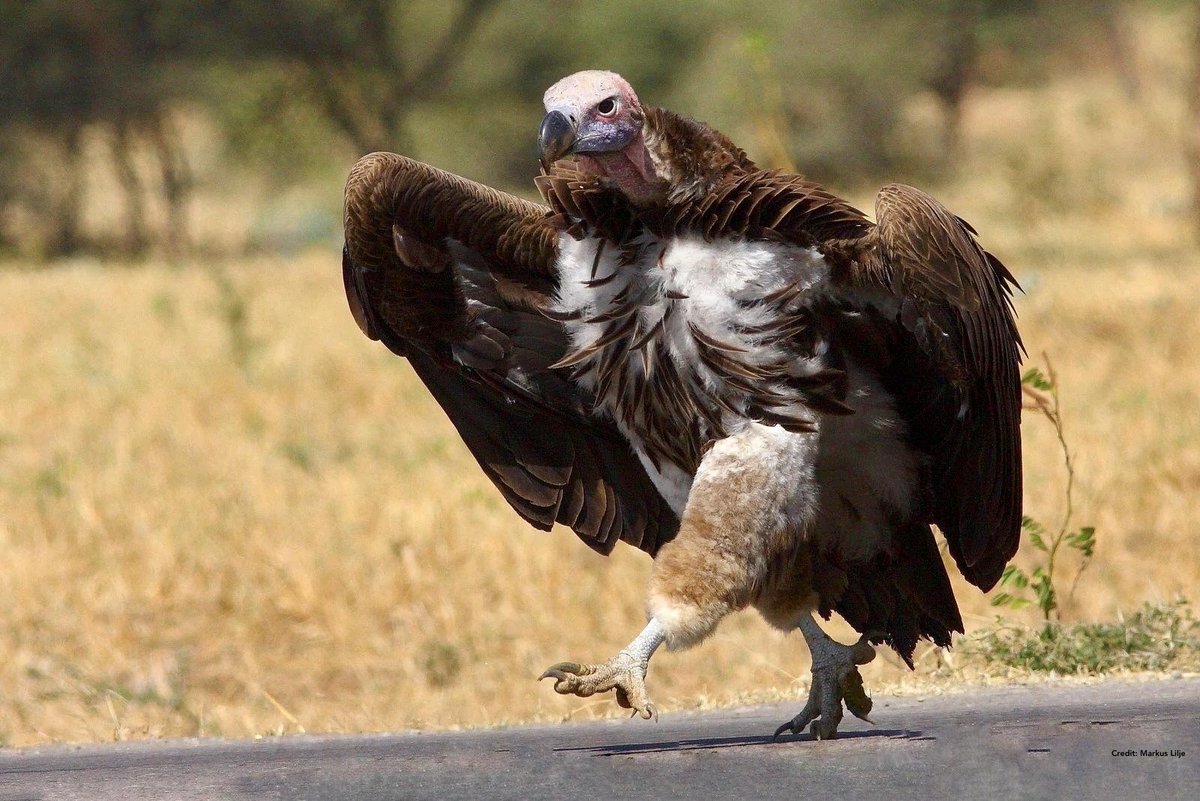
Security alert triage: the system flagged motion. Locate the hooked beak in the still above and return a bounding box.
[538,110,576,169]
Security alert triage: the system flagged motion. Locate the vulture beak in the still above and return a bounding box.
[538,110,576,169]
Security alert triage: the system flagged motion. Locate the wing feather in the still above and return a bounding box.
[856,183,1024,590]
[343,153,679,556]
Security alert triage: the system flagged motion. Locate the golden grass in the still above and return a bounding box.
[2,9,1199,747]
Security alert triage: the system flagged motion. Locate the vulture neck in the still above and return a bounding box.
[579,138,667,208]
[640,107,757,206]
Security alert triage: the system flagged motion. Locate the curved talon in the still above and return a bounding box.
[773,716,809,741]
[626,702,657,721]
[538,651,657,720]
[539,662,593,685]
[619,692,657,721]
[540,663,599,697]
[775,637,877,741]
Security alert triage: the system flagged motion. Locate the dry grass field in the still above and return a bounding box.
[2,12,1199,747]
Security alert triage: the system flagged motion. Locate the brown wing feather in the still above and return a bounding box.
[343,152,679,556]
[858,184,1023,591]
[536,160,872,247]
[345,152,557,277]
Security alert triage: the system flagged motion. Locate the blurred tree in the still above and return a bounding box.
[0,131,30,254]
[927,1,984,154]
[207,0,722,189]
[0,0,1166,257]
[0,0,511,255]
[208,0,503,155]
[0,1,202,256]
[675,0,1133,184]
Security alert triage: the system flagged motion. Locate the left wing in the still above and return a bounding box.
[839,184,1024,591]
[343,153,680,555]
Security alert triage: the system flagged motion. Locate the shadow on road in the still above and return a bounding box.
[555,728,927,756]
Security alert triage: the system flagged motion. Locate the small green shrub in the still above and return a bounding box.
[992,358,1095,622]
[973,357,1199,677]
[972,600,1200,674]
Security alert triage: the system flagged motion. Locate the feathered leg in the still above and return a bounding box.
[773,614,876,740]
[537,493,746,720]
[539,424,817,718]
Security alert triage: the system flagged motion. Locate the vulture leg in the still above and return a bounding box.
[774,614,876,741]
[540,424,825,720]
[544,423,826,718]
[539,619,665,719]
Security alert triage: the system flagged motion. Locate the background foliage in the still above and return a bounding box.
[2,0,1197,257]
[1,0,1199,747]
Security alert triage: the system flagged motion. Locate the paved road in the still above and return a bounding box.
[2,678,1197,801]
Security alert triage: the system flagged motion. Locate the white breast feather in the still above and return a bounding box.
[659,237,830,394]
[554,232,916,552]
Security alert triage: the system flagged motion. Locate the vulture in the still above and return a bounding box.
[342,70,1023,740]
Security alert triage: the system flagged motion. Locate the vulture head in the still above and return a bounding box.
[539,70,755,207]
[539,70,668,206]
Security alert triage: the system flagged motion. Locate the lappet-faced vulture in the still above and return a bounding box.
[342,71,1023,739]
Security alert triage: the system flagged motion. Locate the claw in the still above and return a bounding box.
[538,650,657,720]
[774,634,877,741]
[540,662,601,697]
[539,661,589,682]
[626,703,657,721]
[771,687,829,741]
[839,666,874,723]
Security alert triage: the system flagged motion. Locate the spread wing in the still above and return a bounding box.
[342,152,679,556]
[845,183,1024,590]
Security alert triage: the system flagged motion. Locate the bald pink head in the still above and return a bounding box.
[542,70,640,115]
[538,70,665,205]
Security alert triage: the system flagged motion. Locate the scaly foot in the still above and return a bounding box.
[539,649,657,720]
[774,633,876,741]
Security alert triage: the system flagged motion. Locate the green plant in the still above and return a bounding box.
[971,599,1200,674]
[992,355,1096,622]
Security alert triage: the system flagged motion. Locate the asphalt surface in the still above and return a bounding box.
[2,678,1197,801]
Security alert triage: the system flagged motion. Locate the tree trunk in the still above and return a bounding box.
[1103,0,1140,101]
[49,124,85,258]
[113,119,148,257]
[148,113,192,259]
[304,0,498,155]
[929,2,982,164]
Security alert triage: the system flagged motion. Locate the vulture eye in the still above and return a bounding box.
[597,97,619,117]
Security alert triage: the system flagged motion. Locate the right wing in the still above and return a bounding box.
[342,152,679,556]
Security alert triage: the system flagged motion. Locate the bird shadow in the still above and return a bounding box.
[555,728,928,757]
